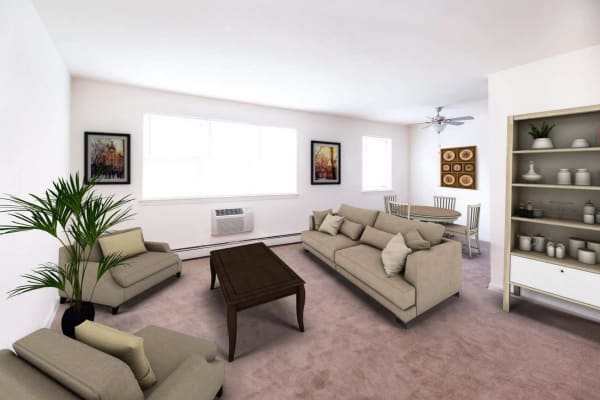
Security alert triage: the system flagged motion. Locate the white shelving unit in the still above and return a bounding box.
[503,104,600,314]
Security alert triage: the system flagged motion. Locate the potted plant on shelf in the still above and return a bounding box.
[528,121,556,149]
[0,173,133,337]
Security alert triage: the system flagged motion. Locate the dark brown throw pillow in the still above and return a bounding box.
[404,229,431,250]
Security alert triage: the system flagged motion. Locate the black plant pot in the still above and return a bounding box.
[61,301,95,338]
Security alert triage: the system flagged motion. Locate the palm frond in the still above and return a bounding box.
[7,263,66,298]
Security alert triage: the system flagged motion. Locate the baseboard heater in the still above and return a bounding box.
[173,233,301,260]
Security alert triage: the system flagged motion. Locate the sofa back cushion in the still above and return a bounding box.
[373,212,444,245]
[360,226,395,250]
[337,204,379,227]
[339,219,365,240]
[312,209,333,230]
[98,228,147,259]
[13,329,143,400]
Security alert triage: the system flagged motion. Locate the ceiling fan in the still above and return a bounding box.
[422,106,474,134]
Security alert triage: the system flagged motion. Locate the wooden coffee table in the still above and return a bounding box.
[210,242,305,362]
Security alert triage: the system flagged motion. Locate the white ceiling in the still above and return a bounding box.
[33,0,600,123]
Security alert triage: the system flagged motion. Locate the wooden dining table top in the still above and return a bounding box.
[388,202,461,222]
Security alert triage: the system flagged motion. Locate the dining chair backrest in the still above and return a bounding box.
[466,204,481,233]
[389,201,411,220]
[434,195,456,210]
[384,195,397,214]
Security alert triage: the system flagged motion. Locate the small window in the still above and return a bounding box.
[362,136,392,191]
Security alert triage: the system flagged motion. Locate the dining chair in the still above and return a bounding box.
[384,194,397,214]
[444,203,481,257]
[433,195,456,210]
[389,201,411,220]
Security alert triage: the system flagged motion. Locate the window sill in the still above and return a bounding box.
[139,193,299,206]
[361,189,394,193]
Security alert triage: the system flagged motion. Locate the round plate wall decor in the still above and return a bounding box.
[459,148,474,161]
[464,163,474,172]
[442,150,456,162]
[452,164,462,172]
[459,174,474,187]
[443,174,456,186]
[442,164,451,172]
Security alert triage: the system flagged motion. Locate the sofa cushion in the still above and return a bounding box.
[360,226,395,250]
[312,209,333,229]
[99,228,147,259]
[111,251,180,288]
[381,233,412,276]
[301,230,358,261]
[404,229,431,250]
[75,321,157,390]
[335,245,416,310]
[339,219,365,240]
[318,214,345,236]
[337,204,379,227]
[13,329,143,400]
[373,212,444,245]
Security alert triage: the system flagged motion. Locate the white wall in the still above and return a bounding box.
[408,100,489,240]
[0,1,70,348]
[70,78,409,255]
[488,45,600,319]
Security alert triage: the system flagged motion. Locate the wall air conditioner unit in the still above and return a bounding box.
[211,208,254,236]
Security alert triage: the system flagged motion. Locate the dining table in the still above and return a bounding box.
[388,202,461,223]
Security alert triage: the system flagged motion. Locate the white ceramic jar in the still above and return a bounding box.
[584,214,595,224]
[556,243,566,259]
[575,168,591,186]
[519,235,532,251]
[578,249,597,265]
[546,242,555,257]
[557,168,571,185]
[532,138,554,149]
[597,212,600,224]
[584,200,596,215]
[569,237,586,258]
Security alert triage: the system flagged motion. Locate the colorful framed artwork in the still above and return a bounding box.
[311,141,341,184]
[440,146,476,189]
[84,132,131,184]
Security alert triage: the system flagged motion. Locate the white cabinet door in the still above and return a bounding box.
[511,255,600,308]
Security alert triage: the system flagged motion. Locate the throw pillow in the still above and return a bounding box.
[318,214,345,236]
[381,233,413,277]
[98,228,147,259]
[75,320,157,389]
[339,219,365,240]
[312,209,333,230]
[360,226,395,250]
[404,229,431,250]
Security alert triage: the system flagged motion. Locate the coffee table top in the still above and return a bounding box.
[210,243,305,305]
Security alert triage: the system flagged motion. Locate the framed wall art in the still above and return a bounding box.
[84,132,131,184]
[440,146,476,189]
[311,141,341,184]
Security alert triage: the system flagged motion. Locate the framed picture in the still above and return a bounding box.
[84,132,131,184]
[440,145,477,189]
[311,141,341,184]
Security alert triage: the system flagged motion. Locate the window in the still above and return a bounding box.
[143,114,297,199]
[362,136,392,191]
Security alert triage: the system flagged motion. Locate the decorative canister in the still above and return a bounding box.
[586,241,600,263]
[522,161,542,182]
[556,243,566,259]
[584,200,596,215]
[546,242,555,258]
[597,212,600,224]
[569,237,586,258]
[578,249,597,265]
[574,168,591,186]
[533,235,546,253]
[557,168,571,185]
[519,235,532,251]
[584,214,595,224]
[571,138,590,148]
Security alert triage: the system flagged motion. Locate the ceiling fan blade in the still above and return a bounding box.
[445,121,464,126]
[445,116,474,121]
[421,124,433,129]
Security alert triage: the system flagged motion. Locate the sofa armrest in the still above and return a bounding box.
[403,240,462,315]
[308,215,315,231]
[146,354,224,400]
[145,241,171,252]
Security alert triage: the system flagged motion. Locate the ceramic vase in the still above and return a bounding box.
[575,169,591,186]
[532,138,554,149]
[522,161,542,182]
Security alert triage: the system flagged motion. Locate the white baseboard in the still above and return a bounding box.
[175,234,301,260]
[488,282,600,323]
[44,299,59,329]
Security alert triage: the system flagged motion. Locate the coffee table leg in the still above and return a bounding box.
[227,305,237,362]
[296,285,305,332]
[210,262,216,290]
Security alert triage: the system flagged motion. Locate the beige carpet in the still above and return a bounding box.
[52,242,600,399]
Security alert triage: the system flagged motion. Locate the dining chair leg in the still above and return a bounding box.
[467,234,473,258]
[476,233,481,254]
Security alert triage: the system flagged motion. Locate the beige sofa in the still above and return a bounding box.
[0,326,224,400]
[301,204,462,326]
[59,228,182,314]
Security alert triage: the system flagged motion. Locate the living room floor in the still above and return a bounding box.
[52,242,600,400]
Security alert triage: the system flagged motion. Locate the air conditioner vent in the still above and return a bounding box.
[211,208,254,236]
[215,208,244,216]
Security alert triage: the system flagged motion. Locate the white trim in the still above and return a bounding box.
[43,299,60,328]
[139,193,299,205]
[176,234,301,259]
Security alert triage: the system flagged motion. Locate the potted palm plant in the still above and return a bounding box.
[528,121,556,149]
[0,173,133,337]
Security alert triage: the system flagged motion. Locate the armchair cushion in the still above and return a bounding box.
[110,251,180,287]
[98,228,147,259]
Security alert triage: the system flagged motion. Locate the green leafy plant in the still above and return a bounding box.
[528,121,555,139]
[0,173,133,310]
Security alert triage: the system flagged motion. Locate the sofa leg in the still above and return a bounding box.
[454,291,460,297]
[216,385,223,398]
[60,297,67,304]
[395,317,409,329]
[176,272,181,278]
[112,307,119,315]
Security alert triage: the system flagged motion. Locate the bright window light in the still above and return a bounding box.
[362,136,392,191]
[143,114,297,199]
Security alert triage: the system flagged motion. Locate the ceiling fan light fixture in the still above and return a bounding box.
[431,124,446,134]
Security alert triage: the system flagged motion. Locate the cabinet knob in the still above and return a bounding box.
[560,269,564,273]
